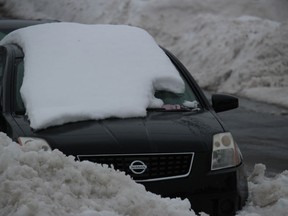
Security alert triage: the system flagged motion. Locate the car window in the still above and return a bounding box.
[15,60,25,114]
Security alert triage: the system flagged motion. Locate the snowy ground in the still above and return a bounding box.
[0,0,288,215]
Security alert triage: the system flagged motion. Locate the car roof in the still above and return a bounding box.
[0,19,56,39]
[0,19,54,29]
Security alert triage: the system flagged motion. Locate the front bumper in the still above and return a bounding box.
[141,161,248,216]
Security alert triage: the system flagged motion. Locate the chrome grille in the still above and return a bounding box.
[77,152,194,182]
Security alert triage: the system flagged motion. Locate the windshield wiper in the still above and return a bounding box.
[146,107,166,111]
[147,105,198,112]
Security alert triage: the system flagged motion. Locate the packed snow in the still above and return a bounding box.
[237,164,288,216]
[168,15,288,109]
[0,23,184,129]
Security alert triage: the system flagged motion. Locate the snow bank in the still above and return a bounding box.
[237,164,288,216]
[0,23,184,129]
[0,132,196,216]
[2,0,288,23]
[1,131,288,216]
[171,15,288,108]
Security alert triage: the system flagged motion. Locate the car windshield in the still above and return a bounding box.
[153,75,200,111]
[0,29,15,40]
[14,59,200,115]
[0,32,6,40]
[15,60,25,114]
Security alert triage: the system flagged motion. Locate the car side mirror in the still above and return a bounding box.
[211,94,238,112]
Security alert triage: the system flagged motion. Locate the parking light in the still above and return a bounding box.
[18,137,52,151]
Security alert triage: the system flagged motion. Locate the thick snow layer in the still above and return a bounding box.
[1,132,288,216]
[0,132,196,216]
[0,23,184,129]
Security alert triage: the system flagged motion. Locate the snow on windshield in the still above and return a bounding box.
[0,23,185,130]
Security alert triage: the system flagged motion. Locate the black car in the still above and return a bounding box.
[0,21,248,216]
[0,19,54,40]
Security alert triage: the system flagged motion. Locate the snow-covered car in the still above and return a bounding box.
[0,23,248,216]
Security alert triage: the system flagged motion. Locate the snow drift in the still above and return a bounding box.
[237,164,288,216]
[1,132,288,216]
[171,15,288,109]
[0,132,196,216]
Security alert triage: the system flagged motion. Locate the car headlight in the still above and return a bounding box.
[211,132,242,170]
[18,137,52,151]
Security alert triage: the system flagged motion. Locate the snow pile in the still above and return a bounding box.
[0,23,184,129]
[237,164,288,216]
[1,132,288,216]
[2,0,288,23]
[0,132,196,216]
[172,15,288,108]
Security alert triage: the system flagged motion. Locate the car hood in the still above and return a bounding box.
[16,111,224,156]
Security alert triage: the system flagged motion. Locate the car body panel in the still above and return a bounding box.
[12,110,223,155]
